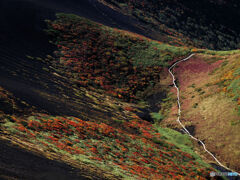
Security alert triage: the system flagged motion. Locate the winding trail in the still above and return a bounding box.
[168,53,240,176]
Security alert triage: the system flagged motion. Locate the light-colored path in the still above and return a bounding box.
[168,53,239,176]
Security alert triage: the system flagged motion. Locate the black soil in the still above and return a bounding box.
[0,139,92,180]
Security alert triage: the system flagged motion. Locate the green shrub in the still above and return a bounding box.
[150,112,165,122]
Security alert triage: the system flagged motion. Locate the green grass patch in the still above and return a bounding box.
[150,112,165,123]
[154,126,211,168]
[202,49,240,56]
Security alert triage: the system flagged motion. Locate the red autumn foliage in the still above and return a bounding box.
[46,14,164,102]
[9,113,214,179]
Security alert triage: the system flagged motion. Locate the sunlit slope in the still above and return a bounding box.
[161,50,240,172]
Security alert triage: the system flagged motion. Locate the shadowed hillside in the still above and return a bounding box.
[101,0,240,50]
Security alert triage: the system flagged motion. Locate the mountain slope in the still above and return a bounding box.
[161,50,240,173]
[100,0,240,50]
[0,13,218,179]
[44,13,191,102]
[1,0,239,179]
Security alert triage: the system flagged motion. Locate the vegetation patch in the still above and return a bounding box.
[213,55,240,117]
[102,0,240,50]
[45,13,190,102]
[2,114,214,179]
[150,112,165,123]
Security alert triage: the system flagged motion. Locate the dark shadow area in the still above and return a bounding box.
[145,92,166,112]
[185,125,195,136]
[0,139,93,180]
[104,0,240,50]
[0,0,120,119]
[135,108,154,123]
[0,0,148,45]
